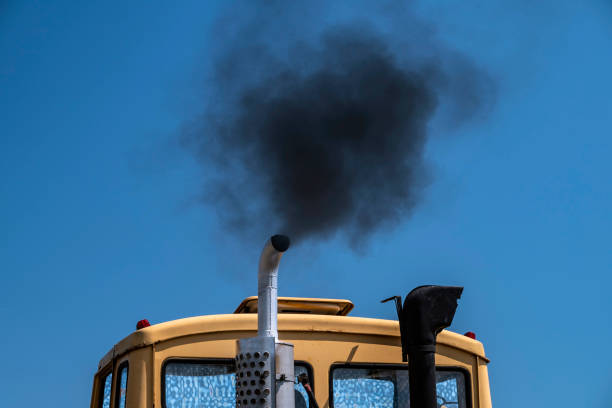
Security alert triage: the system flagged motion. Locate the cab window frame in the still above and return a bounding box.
[114,360,129,408]
[293,360,315,408]
[294,360,314,391]
[161,357,235,408]
[97,365,114,408]
[328,363,472,408]
[160,357,314,408]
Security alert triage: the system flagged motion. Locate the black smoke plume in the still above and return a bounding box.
[182,5,494,249]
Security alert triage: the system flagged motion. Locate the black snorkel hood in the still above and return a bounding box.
[383,285,463,408]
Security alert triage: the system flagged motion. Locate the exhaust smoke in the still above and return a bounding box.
[182,4,494,249]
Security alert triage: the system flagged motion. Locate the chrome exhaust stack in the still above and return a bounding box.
[257,235,290,339]
[236,235,294,408]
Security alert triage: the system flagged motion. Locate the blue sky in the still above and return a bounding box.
[1,1,611,407]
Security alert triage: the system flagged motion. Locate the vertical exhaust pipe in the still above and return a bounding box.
[383,285,463,408]
[258,235,290,339]
[236,235,294,408]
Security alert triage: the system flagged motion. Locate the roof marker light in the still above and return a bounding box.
[136,319,150,330]
[464,331,476,339]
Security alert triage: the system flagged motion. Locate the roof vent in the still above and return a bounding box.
[234,296,354,316]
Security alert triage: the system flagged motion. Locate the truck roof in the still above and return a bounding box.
[98,303,487,370]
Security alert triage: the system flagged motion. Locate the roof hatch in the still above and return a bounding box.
[234,296,354,316]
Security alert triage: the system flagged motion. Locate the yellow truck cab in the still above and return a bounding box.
[90,236,492,408]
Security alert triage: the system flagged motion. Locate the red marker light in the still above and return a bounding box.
[464,331,476,340]
[136,319,150,330]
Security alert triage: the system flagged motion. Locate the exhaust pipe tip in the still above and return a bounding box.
[258,234,291,340]
[270,234,290,252]
[239,234,295,408]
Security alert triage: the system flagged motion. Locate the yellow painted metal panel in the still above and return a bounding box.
[98,313,487,370]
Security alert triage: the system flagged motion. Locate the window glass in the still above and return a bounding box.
[333,367,408,408]
[101,371,113,408]
[117,364,128,408]
[294,365,311,408]
[332,366,467,408]
[165,362,234,408]
[163,361,313,408]
[436,371,467,408]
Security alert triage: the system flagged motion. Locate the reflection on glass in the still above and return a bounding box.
[164,362,312,408]
[436,371,466,408]
[102,372,112,408]
[333,367,408,408]
[332,367,467,408]
[294,365,310,408]
[165,363,235,408]
[118,365,128,408]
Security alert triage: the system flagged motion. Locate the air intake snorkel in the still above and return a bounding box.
[383,285,463,408]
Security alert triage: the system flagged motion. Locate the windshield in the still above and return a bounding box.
[332,366,468,408]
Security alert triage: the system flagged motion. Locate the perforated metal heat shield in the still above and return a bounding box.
[236,337,276,408]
